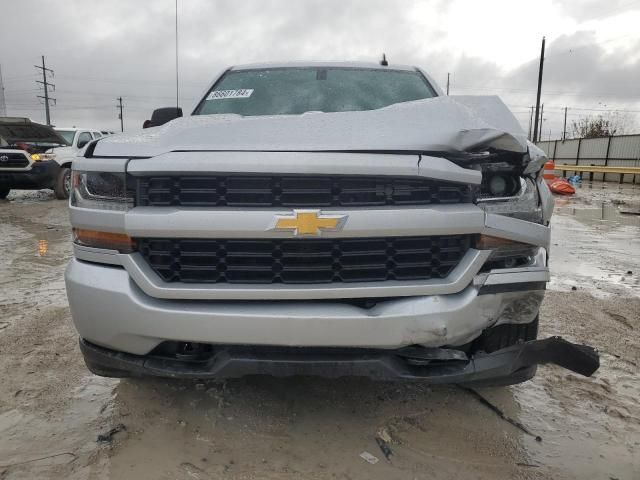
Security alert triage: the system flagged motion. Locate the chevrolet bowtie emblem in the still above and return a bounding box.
[272,210,347,236]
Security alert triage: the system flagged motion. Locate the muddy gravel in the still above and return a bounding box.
[1,183,639,480]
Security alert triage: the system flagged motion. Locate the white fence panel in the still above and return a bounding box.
[579,137,609,159]
[537,141,553,157]
[537,135,639,183]
[554,139,580,162]
[609,135,640,160]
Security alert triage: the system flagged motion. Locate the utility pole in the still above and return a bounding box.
[0,64,6,116]
[117,97,124,132]
[538,103,544,142]
[446,73,450,95]
[532,36,545,143]
[563,106,568,140]
[528,106,534,140]
[35,55,55,125]
[175,0,179,110]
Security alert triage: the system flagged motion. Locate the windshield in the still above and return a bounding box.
[55,129,75,145]
[193,67,436,117]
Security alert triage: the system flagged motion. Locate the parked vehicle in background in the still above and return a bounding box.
[0,117,70,199]
[47,128,108,198]
[65,62,600,385]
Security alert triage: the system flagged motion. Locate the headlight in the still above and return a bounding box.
[476,235,539,270]
[477,177,542,223]
[484,174,520,197]
[30,153,56,161]
[70,171,134,211]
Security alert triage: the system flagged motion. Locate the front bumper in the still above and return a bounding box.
[0,160,60,189]
[79,336,599,384]
[66,257,547,355]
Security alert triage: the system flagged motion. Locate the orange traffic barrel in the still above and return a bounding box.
[543,160,556,180]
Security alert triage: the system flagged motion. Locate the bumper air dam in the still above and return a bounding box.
[79,336,599,385]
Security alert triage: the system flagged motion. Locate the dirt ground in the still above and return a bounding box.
[1,182,639,480]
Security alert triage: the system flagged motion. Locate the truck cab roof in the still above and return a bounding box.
[229,61,419,71]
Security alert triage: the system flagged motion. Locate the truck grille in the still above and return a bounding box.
[135,175,472,208]
[138,235,472,284]
[0,152,29,168]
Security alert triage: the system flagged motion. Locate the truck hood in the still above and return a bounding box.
[93,96,529,158]
[47,145,76,156]
[0,117,67,145]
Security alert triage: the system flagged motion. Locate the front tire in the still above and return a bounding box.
[54,167,71,200]
[0,184,9,199]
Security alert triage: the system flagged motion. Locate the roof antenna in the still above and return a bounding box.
[380,53,388,66]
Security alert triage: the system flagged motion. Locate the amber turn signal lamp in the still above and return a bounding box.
[475,234,526,249]
[73,228,135,253]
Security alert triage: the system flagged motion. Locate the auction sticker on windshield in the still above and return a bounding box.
[207,89,254,100]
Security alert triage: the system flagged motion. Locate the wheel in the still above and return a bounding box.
[0,184,9,199]
[54,167,71,199]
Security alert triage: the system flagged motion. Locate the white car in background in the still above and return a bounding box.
[47,128,111,197]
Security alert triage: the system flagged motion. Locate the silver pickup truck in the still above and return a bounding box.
[65,62,599,386]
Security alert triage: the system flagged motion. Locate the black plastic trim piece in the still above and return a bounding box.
[79,335,599,382]
[83,138,100,158]
[478,281,547,295]
[136,173,472,208]
[137,235,472,285]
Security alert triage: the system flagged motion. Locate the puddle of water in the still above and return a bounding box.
[0,374,117,475]
[550,183,640,297]
[514,360,640,479]
[38,239,49,257]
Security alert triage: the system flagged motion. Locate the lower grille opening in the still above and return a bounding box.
[137,235,472,285]
[147,342,470,368]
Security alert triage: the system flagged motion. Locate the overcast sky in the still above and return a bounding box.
[2,0,639,139]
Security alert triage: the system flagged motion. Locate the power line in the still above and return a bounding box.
[54,74,200,87]
[34,56,56,125]
[510,104,640,113]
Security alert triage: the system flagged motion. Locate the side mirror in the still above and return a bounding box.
[77,139,90,149]
[146,107,183,128]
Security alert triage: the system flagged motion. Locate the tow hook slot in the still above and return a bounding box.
[175,342,211,361]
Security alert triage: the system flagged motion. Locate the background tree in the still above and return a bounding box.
[571,111,635,139]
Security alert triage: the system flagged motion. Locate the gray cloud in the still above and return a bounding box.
[2,0,639,139]
[552,0,633,22]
